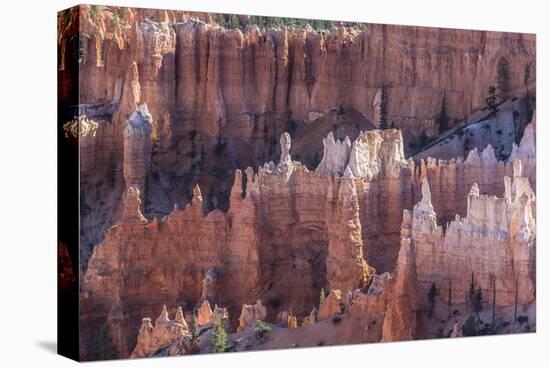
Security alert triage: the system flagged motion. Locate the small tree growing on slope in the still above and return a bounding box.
[462,313,479,337]
[90,323,118,360]
[485,86,498,118]
[496,56,510,101]
[427,283,439,319]
[378,86,389,130]
[209,320,230,353]
[190,313,199,351]
[468,273,484,319]
[474,286,484,315]
[254,320,272,339]
[436,94,449,133]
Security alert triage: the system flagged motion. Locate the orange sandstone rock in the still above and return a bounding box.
[237,300,267,332]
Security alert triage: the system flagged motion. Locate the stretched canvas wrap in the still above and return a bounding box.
[57,4,537,362]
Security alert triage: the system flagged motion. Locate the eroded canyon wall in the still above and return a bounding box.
[59,6,537,360]
[81,132,375,357]
[64,5,537,145]
[127,161,536,357]
[58,5,536,269]
[403,170,535,310]
[81,119,535,358]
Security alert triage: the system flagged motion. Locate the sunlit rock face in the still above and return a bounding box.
[123,104,153,196]
[403,170,535,310]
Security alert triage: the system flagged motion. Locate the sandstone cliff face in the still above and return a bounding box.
[62,6,537,359]
[381,214,419,342]
[509,117,536,191]
[419,121,536,226]
[59,5,535,275]
[96,129,535,359]
[65,5,537,159]
[81,119,536,358]
[81,130,401,356]
[123,104,153,195]
[403,172,535,309]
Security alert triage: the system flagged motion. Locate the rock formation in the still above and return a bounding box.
[302,308,318,326]
[196,300,214,327]
[123,104,153,195]
[131,305,191,358]
[60,4,536,276]
[287,315,298,329]
[402,169,535,308]
[124,154,536,356]
[318,290,344,321]
[315,133,352,176]
[417,124,536,226]
[61,5,536,151]
[381,210,419,341]
[61,6,536,360]
[81,123,536,358]
[237,300,267,332]
[62,9,535,198]
[509,119,536,191]
[212,305,230,329]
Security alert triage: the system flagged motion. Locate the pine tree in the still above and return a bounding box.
[209,321,230,353]
[468,272,476,312]
[191,314,199,346]
[491,276,497,324]
[253,320,272,338]
[521,62,533,122]
[320,287,326,305]
[427,283,439,319]
[200,144,205,169]
[89,323,118,360]
[462,313,479,336]
[523,62,532,88]
[447,280,453,319]
[474,286,484,314]
[496,56,510,100]
[419,130,430,147]
[379,86,388,130]
[229,14,240,29]
[467,273,483,318]
[485,86,498,118]
[271,17,282,28]
[436,94,449,133]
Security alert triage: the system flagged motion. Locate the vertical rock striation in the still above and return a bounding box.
[401,168,535,309]
[123,104,153,195]
[82,125,536,357]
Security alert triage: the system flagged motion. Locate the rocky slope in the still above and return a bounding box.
[414,94,536,162]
